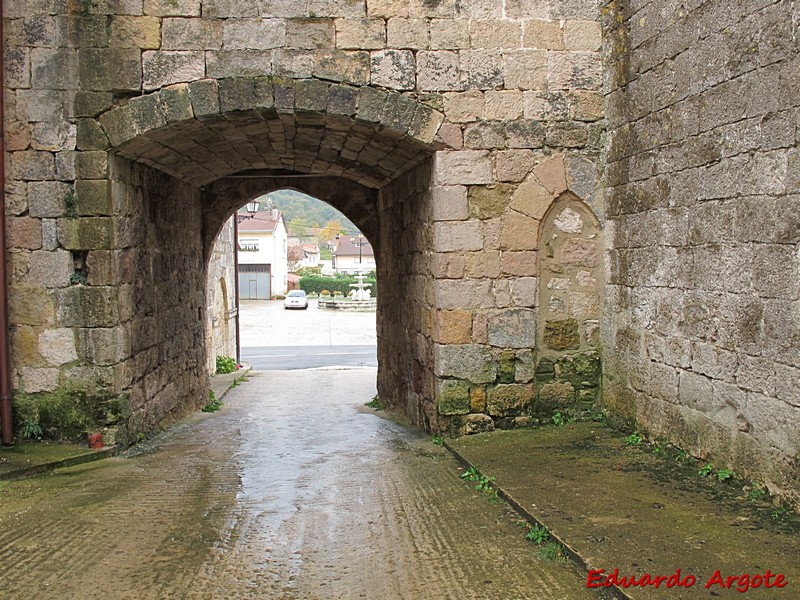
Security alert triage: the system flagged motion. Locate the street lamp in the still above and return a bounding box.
[350,233,366,271]
[236,198,261,223]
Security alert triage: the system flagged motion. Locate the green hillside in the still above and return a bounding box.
[258,189,358,236]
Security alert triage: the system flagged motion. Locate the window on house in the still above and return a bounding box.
[239,239,259,252]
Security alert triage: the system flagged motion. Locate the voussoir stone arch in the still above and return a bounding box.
[96,77,446,189]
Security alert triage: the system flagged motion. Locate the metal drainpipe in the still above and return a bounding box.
[0,3,15,446]
[234,217,241,364]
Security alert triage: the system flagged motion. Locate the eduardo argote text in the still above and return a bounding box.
[587,568,789,593]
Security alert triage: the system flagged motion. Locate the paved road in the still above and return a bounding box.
[0,369,597,600]
[242,345,377,369]
[239,299,376,348]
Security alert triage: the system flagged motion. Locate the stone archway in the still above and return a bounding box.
[89,78,444,441]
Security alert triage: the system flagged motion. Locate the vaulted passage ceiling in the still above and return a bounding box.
[113,110,434,189]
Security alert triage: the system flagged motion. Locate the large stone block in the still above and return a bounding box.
[504,50,548,90]
[537,381,575,411]
[443,90,484,123]
[188,79,221,117]
[543,318,580,350]
[465,250,500,278]
[505,119,546,148]
[430,18,469,49]
[313,51,370,85]
[58,286,120,328]
[509,175,553,219]
[436,379,470,415]
[463,121,506,149]
[484,90,524,120]
[26,249,72,288]
[434,150,493,185]
[435,279,495,309]
[38,328,78,366]
[460,49,503,89]
[205,50,273,79]
[501,251,538,276]
[218,77,275,113]
[79,49,141,92]
[499,211,539,250]
[435,310,473,344]
[7,216,43,251]
[162,17,222,49]
[468,184,513,219]
[285,19,335,49]
[417,50,461,91]
[75,180,112,216]
[488,308,537,348]
[18,367,59,394]
[143,51,205,90]
[9,285,56,327]
[486,383,535,417]
[144,0,202,16]
[222,18,285,49]
[9,151,56,181]
[31,48,78,91]
[433,221,483,252]
[370,49,415,90]
[432,253,465,279]
[337,19,386,49]
[387,17,429,49]
[435,343,497,383]
[431,185,468,221]
[57,218,114,250]
[110,16,161,49]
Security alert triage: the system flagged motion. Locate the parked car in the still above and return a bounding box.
[284,290,309,310]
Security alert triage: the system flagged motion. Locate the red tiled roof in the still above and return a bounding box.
[334,235,374,257]
[237,209,284,232]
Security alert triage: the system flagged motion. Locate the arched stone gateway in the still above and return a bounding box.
[5,0,798,503]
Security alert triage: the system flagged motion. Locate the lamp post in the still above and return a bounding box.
[349,233,365,272]
[236,198,260,223]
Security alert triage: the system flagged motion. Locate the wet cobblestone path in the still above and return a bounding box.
[0,369,596,599]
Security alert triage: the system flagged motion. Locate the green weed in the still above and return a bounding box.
[747,485,767,502]
[431,435,444,447]
[551,412,566,427]
[716,468,734,482]
[538,542,566,562]
[20,418,43,440]
[202,390,223,413]
[698,463,714,477]
[624,432,643,446]
[525,524,551,545]
[364,396,384,410]
[215,355,238,375]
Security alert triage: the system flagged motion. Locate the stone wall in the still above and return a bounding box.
[3,0,609,444]
[376,161,436,429]
[206,217,237,373]
[110,158,209,441]
[603,0,800,500]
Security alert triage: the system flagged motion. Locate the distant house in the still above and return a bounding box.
[237,209,288,299]
[287,241,321,271]
[332,235,374,274]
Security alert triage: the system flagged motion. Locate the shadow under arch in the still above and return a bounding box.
[97,78,441,441]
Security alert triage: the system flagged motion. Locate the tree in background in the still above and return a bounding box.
[287,217,309,237]
[318,220,343,245]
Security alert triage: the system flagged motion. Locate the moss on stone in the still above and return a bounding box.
[13,386,126,441]
[436,379,470,415]
[498,349,517,383]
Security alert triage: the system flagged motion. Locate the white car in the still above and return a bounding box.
[284,290,309,310]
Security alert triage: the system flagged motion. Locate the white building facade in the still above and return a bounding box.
[237,209,289,299]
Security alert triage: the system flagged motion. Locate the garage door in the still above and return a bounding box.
[239,264,271,299]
